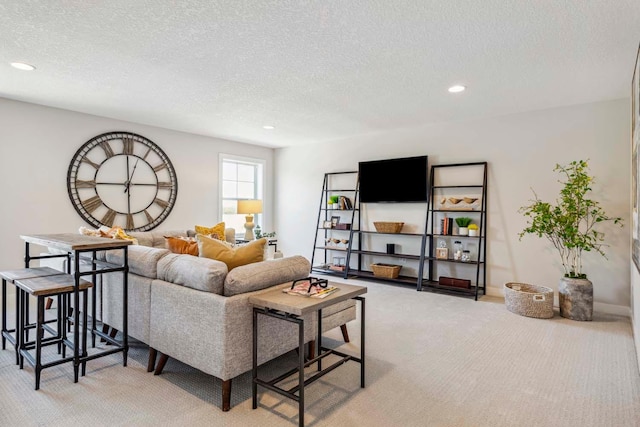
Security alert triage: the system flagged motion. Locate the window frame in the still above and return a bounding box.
[219,153,266,235]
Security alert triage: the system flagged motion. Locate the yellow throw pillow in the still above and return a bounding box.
[198,234,266,271]
[195,222,226,240]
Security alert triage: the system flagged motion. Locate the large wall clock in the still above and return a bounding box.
[67,131,178,231]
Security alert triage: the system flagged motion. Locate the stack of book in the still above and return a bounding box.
[440,217,453,235]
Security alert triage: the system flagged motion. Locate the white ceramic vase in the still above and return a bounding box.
[458,227,468,236]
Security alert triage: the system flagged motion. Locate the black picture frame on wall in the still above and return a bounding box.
[632,42,640,272]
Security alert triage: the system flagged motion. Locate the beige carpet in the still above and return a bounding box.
[1,278,639,427]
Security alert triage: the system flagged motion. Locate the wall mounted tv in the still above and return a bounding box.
[358,155,429,203]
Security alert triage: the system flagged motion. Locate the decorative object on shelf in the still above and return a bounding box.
[237,199,263,241]
[331,256,346,271]
[438,276,471,289]
[518,160,622,321]
[455,217,472,235]
[373,221,404,233]
[254,225,276,239]
[335,223,351,230]
[339,196,353,209]
[331,216,340,227]
[340,238,350,249]
[371,263,402,279]
[453,241,463,261]
[461,250,471,262]
[323,220,333,229]
[67,131,178,231]
[328,195,340,209]
[468,223,479,237]
[435,247,448,259]
[504,283,554,319]
[386,243,395,254]
[438,196,481,211]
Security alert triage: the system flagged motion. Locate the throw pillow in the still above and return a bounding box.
[198,234,266,270]
[165,236,199,256]
[195,222,226,240]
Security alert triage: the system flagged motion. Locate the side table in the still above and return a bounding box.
[249,282,366,427]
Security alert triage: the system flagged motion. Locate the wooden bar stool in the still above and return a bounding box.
[1,267,65,364]
[15,274,92,390]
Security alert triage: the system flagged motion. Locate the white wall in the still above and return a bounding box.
[275,99,630,310]
[0,98,274,269]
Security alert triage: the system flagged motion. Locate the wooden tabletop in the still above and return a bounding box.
[15,274,93,296]
[249,282,367,316]
[20,233,133,252]
[0,267,65,282]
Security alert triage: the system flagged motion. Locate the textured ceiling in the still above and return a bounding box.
[1,1,639,148]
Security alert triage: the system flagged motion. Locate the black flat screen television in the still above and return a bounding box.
[358,156,428,203]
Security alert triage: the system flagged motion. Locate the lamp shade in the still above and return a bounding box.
[237,199,263,215]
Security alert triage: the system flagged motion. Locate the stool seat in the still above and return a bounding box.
[0,267,64,283]
[15,275,93,296]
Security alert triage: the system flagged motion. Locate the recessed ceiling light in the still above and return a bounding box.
[10,62,36,71]
[263,125,275,130]
[448,85,466,93]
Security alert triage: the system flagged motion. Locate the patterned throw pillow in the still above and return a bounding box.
[197,234,265,271]
[165,236,199,256]
[195,222,226,240]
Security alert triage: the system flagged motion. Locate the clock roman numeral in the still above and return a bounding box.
[142,147,152,160]
[81,158,100,169]
[157,182,172,188]
[143,210,154,224]
[100,141,115,158]
[153,163,168,172]
[126,214,134,230]
[154,198,169,209]
[123,138,134,155]
[101,209,116,227]
[75,180,96,188]
[81,196,103,213]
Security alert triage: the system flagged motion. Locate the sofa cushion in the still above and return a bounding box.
[165,236,199,256]
[128,229,190,248]
[198,235,266,271]
[195,222,226,240]
[223,255,311,297]
[157,253,227,294]
[106,245,170,279]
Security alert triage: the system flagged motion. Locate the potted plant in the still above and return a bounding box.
[455,217,472,235]
[518,160,622,321]
[468,223,479,237]
[328,195,340,209]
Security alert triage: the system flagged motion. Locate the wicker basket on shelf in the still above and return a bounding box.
[373,222,404,233]
[371,263,401,279]
[504,282,554,319]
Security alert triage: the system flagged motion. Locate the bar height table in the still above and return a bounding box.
[20,233,131,381]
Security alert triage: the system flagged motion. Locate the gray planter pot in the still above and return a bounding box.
[558,277,593,321]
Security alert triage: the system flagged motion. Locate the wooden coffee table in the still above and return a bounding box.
[249,281,366,427]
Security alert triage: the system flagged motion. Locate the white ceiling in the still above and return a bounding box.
[1,1,639,148]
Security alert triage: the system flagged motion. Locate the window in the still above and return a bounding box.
[220,155,264,235]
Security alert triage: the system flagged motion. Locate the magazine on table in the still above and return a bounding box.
[283,277,339,298]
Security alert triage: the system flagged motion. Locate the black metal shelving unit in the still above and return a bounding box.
[424,162,488,300]
[310,171,359,278]
[311,163,488,300]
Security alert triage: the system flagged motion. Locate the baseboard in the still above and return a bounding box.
[486,285,631,317]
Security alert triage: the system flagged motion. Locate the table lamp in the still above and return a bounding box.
[237,199,263,240]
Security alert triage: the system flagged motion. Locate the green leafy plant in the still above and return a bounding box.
[254,226,276,239]
[518,160,622,279]
[455,217,472,227]
[329,195,340,204]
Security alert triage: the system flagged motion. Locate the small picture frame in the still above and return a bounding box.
[436,247,449,260]
[323,220,333,229]
[331,216,340,227]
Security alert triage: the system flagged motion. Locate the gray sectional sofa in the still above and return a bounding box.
[101,229,356,411]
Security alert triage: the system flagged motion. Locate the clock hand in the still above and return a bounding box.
[124,159,139,193]
[124,156,131,191]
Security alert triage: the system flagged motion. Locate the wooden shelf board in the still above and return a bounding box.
[347,270,424,286]
[356,231,424,236]
[314,246,349,252]
[351,250,421,260]
[427,258,484,265]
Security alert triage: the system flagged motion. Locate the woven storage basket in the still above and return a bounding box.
[373,222,404,233]
[504,282,554,319]
[371,263,401,279]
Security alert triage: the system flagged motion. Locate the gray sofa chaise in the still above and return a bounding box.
[101,229,356,411]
